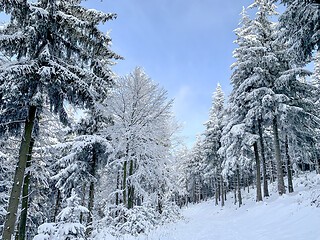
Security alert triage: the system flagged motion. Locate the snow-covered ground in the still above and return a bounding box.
[98,172,320,240]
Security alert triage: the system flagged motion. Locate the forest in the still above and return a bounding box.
[0,0,319,239]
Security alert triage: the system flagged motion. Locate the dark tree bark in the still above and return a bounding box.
[53,189,61,223]
[80,183,86,224]
[116,171,120,205]
[123,160,127,206]
[253,141,263,201]
[18,138,34,240]
[127,159,134,209]
[269,157,275,183]
[3,106,37,240]
[220,175,224,207]
[215,180,219,206]
[258,118,269,197]
[86,148,97,237]
[233,178,237,205]
[285,135,294,193]
[272,115,286,195]
[237,166,242,207]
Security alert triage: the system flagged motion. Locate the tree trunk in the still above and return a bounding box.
[218,177,221,201]
[234,178,237,205]
[116,171,120,205]
[2,106,37,240]
[86,148,97,237]
[18,138,34,240]
[258,118,269,197]
[269,157,275,183]
[53,189,60,222]
[127,160,134,209]
[123,160,127,206]
[253,142,263,201]
[272,115,286,195]
[157,194,162,214]
[185,177,188,207]
[237,166,242,207]
[215,180,218,206]
[220,175,224,207]
[285,135,294,193]
[80,183,86,224]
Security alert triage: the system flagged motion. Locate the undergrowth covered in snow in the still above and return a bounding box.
[95,172,320,240]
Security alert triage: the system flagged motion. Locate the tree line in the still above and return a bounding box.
[176,0,320,208]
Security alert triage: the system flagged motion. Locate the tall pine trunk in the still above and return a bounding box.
[269,158,275,183]
[86,148,97,237]
[272,115,286,195]
[18,138,34,240]
[253,141,263,201]
[237,166,242,207]
[80,183,86,223]
[2,106,37,240]
[53,189,61,222]
[215,180,219,206]
[233,177,237,205]
[220,175,224,207]
[258,118,269,197]
[285,135,294,193]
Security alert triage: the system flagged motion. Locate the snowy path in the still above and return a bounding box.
[145,193,320,240]
[100,173,320,240]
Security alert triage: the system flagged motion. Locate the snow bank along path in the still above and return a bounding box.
[100,172,320,240]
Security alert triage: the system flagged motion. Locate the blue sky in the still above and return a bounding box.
[82,0,262,148]
[0,0,287,148]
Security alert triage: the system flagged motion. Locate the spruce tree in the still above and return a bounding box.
[202,83,226,205]
[275,0,320,65]
[0,1,120,239]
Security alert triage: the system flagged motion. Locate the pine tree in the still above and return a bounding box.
[202,83,226,205]
[275,0,320,65]
[33,190,89,240]
[222,5,271,201]
[189,135,204,203]
[0,0,121,238]
[175,145,191,207]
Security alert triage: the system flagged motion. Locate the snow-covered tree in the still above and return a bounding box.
[174,145,191,206]
[221,5,268,201]
[275,0,320,65]
[52,104,113,237]
[202,83,227,206]
[311,52,320,87]
[99,67,178,235]
[188,135,204,203]
[33,190,89,240]
[0,149,14,234]
[0,0,120,238]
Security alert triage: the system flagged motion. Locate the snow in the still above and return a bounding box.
[96,172,320,240]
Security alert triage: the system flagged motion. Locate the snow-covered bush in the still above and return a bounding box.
[96,199,180,237]
[33,190,88,240]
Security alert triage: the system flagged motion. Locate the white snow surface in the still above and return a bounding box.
[96,172,320,240]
